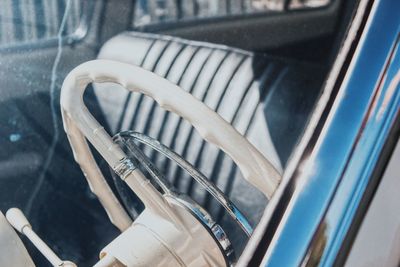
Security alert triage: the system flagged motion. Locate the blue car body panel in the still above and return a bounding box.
[263,0,400,265]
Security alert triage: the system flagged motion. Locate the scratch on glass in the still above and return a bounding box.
[25,0,72,215]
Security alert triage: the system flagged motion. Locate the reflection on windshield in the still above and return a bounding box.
[0,0,81,49]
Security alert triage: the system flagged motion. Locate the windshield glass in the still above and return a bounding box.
[0,0,342,266]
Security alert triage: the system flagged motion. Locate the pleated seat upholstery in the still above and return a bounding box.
[94,32,324,235]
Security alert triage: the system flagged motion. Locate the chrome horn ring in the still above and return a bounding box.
[113,131,253,237]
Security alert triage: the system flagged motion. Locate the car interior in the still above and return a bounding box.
[0,0,358,265]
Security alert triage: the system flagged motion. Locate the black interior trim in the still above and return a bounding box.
[133,1,341,51]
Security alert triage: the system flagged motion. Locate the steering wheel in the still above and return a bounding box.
[60,59,281,266]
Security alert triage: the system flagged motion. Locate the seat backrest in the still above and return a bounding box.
[95,32,323,228]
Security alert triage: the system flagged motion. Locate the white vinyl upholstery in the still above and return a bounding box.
[94,32,323,247]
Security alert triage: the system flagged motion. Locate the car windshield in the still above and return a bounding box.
[0,0,350,266]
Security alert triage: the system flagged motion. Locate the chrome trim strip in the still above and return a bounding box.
[114,131,253,237]
[113,157,137,180]
[262,0,400,265]
[237,0,373,265]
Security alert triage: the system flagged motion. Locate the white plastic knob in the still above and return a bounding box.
[6,208,77,267]
[6,208,31,233]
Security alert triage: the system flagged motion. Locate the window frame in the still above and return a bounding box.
[238,0,400,265]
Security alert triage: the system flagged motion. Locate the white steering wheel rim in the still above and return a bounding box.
[60,59,281,231]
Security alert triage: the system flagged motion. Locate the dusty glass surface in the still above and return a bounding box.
[0,0,337,265]
[0,0,83,49]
